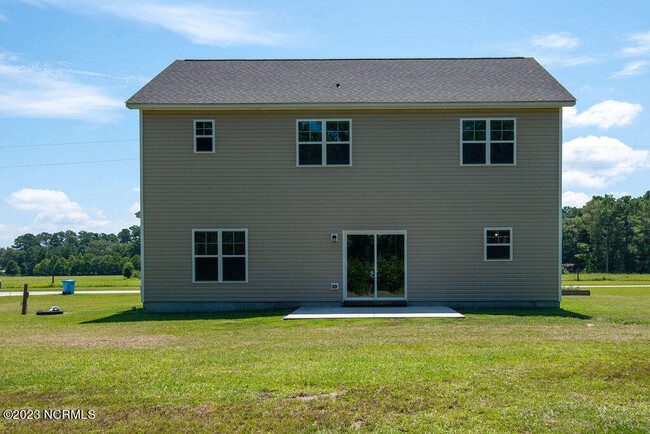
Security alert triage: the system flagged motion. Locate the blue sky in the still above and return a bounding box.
[0,0,649,246]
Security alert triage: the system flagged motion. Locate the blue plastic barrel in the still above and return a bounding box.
[62,279,76,295]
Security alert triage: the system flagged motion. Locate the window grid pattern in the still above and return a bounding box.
[485,228,512,261]
[194,120,214,153]
[193,229,247,282]
[297,119,351,166]
[462,118,515,165]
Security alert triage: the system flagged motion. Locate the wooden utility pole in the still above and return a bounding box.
[21,284,28,315]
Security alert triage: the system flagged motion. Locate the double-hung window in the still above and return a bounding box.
[194,120,215,153]
[297,119,351,166]
[484,227,513,261]
[461,119,516,165]
[193,229,247,282]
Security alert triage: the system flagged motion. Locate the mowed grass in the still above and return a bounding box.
[562,273,650,286]
[0,275,140,291]
[0,289,648,432]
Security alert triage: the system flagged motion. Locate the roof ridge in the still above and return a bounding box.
[182,57,529,62]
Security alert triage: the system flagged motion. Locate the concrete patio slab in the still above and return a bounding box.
[284,305,464,320]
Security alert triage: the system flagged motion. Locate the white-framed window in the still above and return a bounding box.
[461,118,516,165]
[194,119,215,153]
[484,227,513,261]
[296,119,352,166]
[192,229,248,282]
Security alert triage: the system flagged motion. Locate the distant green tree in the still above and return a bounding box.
[131,254,141,271]
[117,228,131,244]
[33,258,51,276]
[51,257,64,284]
[574,243,590,281]
[5,260,20,276]
[122,261,134,279]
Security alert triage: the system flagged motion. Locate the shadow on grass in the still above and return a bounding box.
[460,308,591,319]
[84,307,591,323]
[82,309,291,323]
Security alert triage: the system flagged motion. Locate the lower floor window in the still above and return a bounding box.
[193,229,247,282]
[485,227,512,261]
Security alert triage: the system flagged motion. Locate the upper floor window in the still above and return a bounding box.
[194,120,214,153]
[297,119,351,166]
[461,119,516,165]
[484,227,512,261]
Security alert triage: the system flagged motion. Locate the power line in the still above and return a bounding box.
[0,139,137,149]
[565,165,650,169]
[0,158,138,169]
[566,146,650,149]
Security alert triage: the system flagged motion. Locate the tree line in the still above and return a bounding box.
[0,226,140,278]
[563,192,650,274]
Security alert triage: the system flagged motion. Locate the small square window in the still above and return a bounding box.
[462,143,486,165]
[194,120,214,153]
[490,143,514,164]
[223,257,246,281]
[195,257,218,281]
[327,143,350,165]
[485,228,512,261]
[299,144,322,165]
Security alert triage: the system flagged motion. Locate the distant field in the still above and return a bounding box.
[0,286,647,431]
[562,273,650,286]
[0,275,140,291]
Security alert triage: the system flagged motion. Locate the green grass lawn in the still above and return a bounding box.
[0,275,140,291]
[562,273,650,286]
[0,288,648,432]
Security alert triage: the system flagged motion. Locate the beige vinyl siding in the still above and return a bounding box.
[142,108,560,303]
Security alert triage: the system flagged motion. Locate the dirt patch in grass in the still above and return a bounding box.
[287,392,340,401]
[1,333,179,348]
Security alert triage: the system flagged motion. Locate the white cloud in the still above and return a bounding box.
[132,187,140,192]
[510,33,595,68]
[0,223,20,248]
[0,14,8,22]
[6,188,111,233]
[22,0,290,47]
[0,55,123,122]
[622,31,650,56]
[610,60,648,78]
[610,191,630,198]
[563,100,643,129]
[531,33,579,50]
[128,202,140,215]
[1,188,142,247]
[563,136,648,189]
[535,55,596,67]
[562,191,591,208]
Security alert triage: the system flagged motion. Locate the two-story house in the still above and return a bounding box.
[126,58,575,313]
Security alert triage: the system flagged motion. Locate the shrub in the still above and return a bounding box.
[122,261,134,279]
[5,260,20,276]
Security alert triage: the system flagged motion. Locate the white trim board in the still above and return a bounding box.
[127,101,575,110]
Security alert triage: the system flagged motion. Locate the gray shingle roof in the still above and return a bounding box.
[126,58,575,107]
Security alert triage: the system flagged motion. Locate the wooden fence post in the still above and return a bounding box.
[21,284,28,315]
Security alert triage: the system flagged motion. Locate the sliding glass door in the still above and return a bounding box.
[345,231,406,299]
